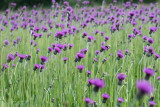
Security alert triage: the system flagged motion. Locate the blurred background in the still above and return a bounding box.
[0,0,159,10]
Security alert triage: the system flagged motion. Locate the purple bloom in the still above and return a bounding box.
[87,36,95,42]
[2,64,8,71]
[54,47,61,55]
[143,35,148,41]
[118,97,124,103]
[117,51,124,60]
[7,54,15,62]
[117,73,127,85]
[40,56,48,65]
[88,79,94,86]
[143,68,154,80]
[40,65,45,72]
[63,57,68,63]
[33,64,41,71]
[95,50,100,55]
[105,36,110,41]
[157,76,160,80]
[12,64,15,67]
[154,53,160,60]
[77,65,85,73]
[93,78,105,92]
[4,40,10,46]
[18,54,26,63]
[147,38,154,45]
[68,44,74,49]
[102,93,110,103]
[149,27,157,34]
[87,71,91,77]
[84,98,91,104]
[48,47,53,53]
[136,80,154,100]
[149,101,156,107]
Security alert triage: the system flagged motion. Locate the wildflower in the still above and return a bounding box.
[2,64,8,71]
[149,101,156,107]
[33,64,41,71]
[136,80,154,100]
[84,98,91,107]
[117,97,124,107]
[105,36,110,41]
[36,49,40,54]
[7,54,15,63]
[40,56,48,65]
[26,55,31,61]
[4,40,10,46]
[18,54,26,63]
[88,79,94,87]
[40,65,45,72]
[68,44,74,49]
[102,58,107,64]
[77,65,85,73]
[117,73,127,85]
[54,47,61,55]
[87,71,91,77]
[143,68,154,80]
[48,47,53,53]
[63,57,68,64]
[147,38,154,45]
[93,79,105,92]
[117,51,124,60]
[154,53,160,60]
[102,93,110,103]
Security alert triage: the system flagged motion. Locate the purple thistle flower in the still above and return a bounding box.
[84,98,91,107]
[12,64,15,68]
[143,35,148,42]
[26,55,31,61]
[33,64,41,71]
[143,68,154,80]
[105,36,110,41]
[77,65,85,73]
[102,93,110,103]
[117,73,127,85]
[40,65,45,72]
[18,54,26,63]
[95,50,100,55]
[125,49,130,55]
[117,97,124,106]
[93,78,105,92]
[40,56,48,65]
[154,53,160,60]
[4,40,10,46]
[54,47,61,55]
[48,47,53,53]
[36,49,40,54]
[100,45,108,52]
[149,101,156,107]
[87,71,91,77]
[102,58,107,64]
[136,80,154,100]
[82,31,88,38]
[7,54,15,62]
[147,38,154,45]
[146,47,154,57]
[157,76,160,80]
[2,64,8,71]
[88,79,94,87]
[68,44,74,49]
[117,51,124,60]
[87,36,95,42]
[63,57,68,63]
[149,27,157,34]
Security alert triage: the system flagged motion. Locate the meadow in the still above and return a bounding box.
[0,1,160,107]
